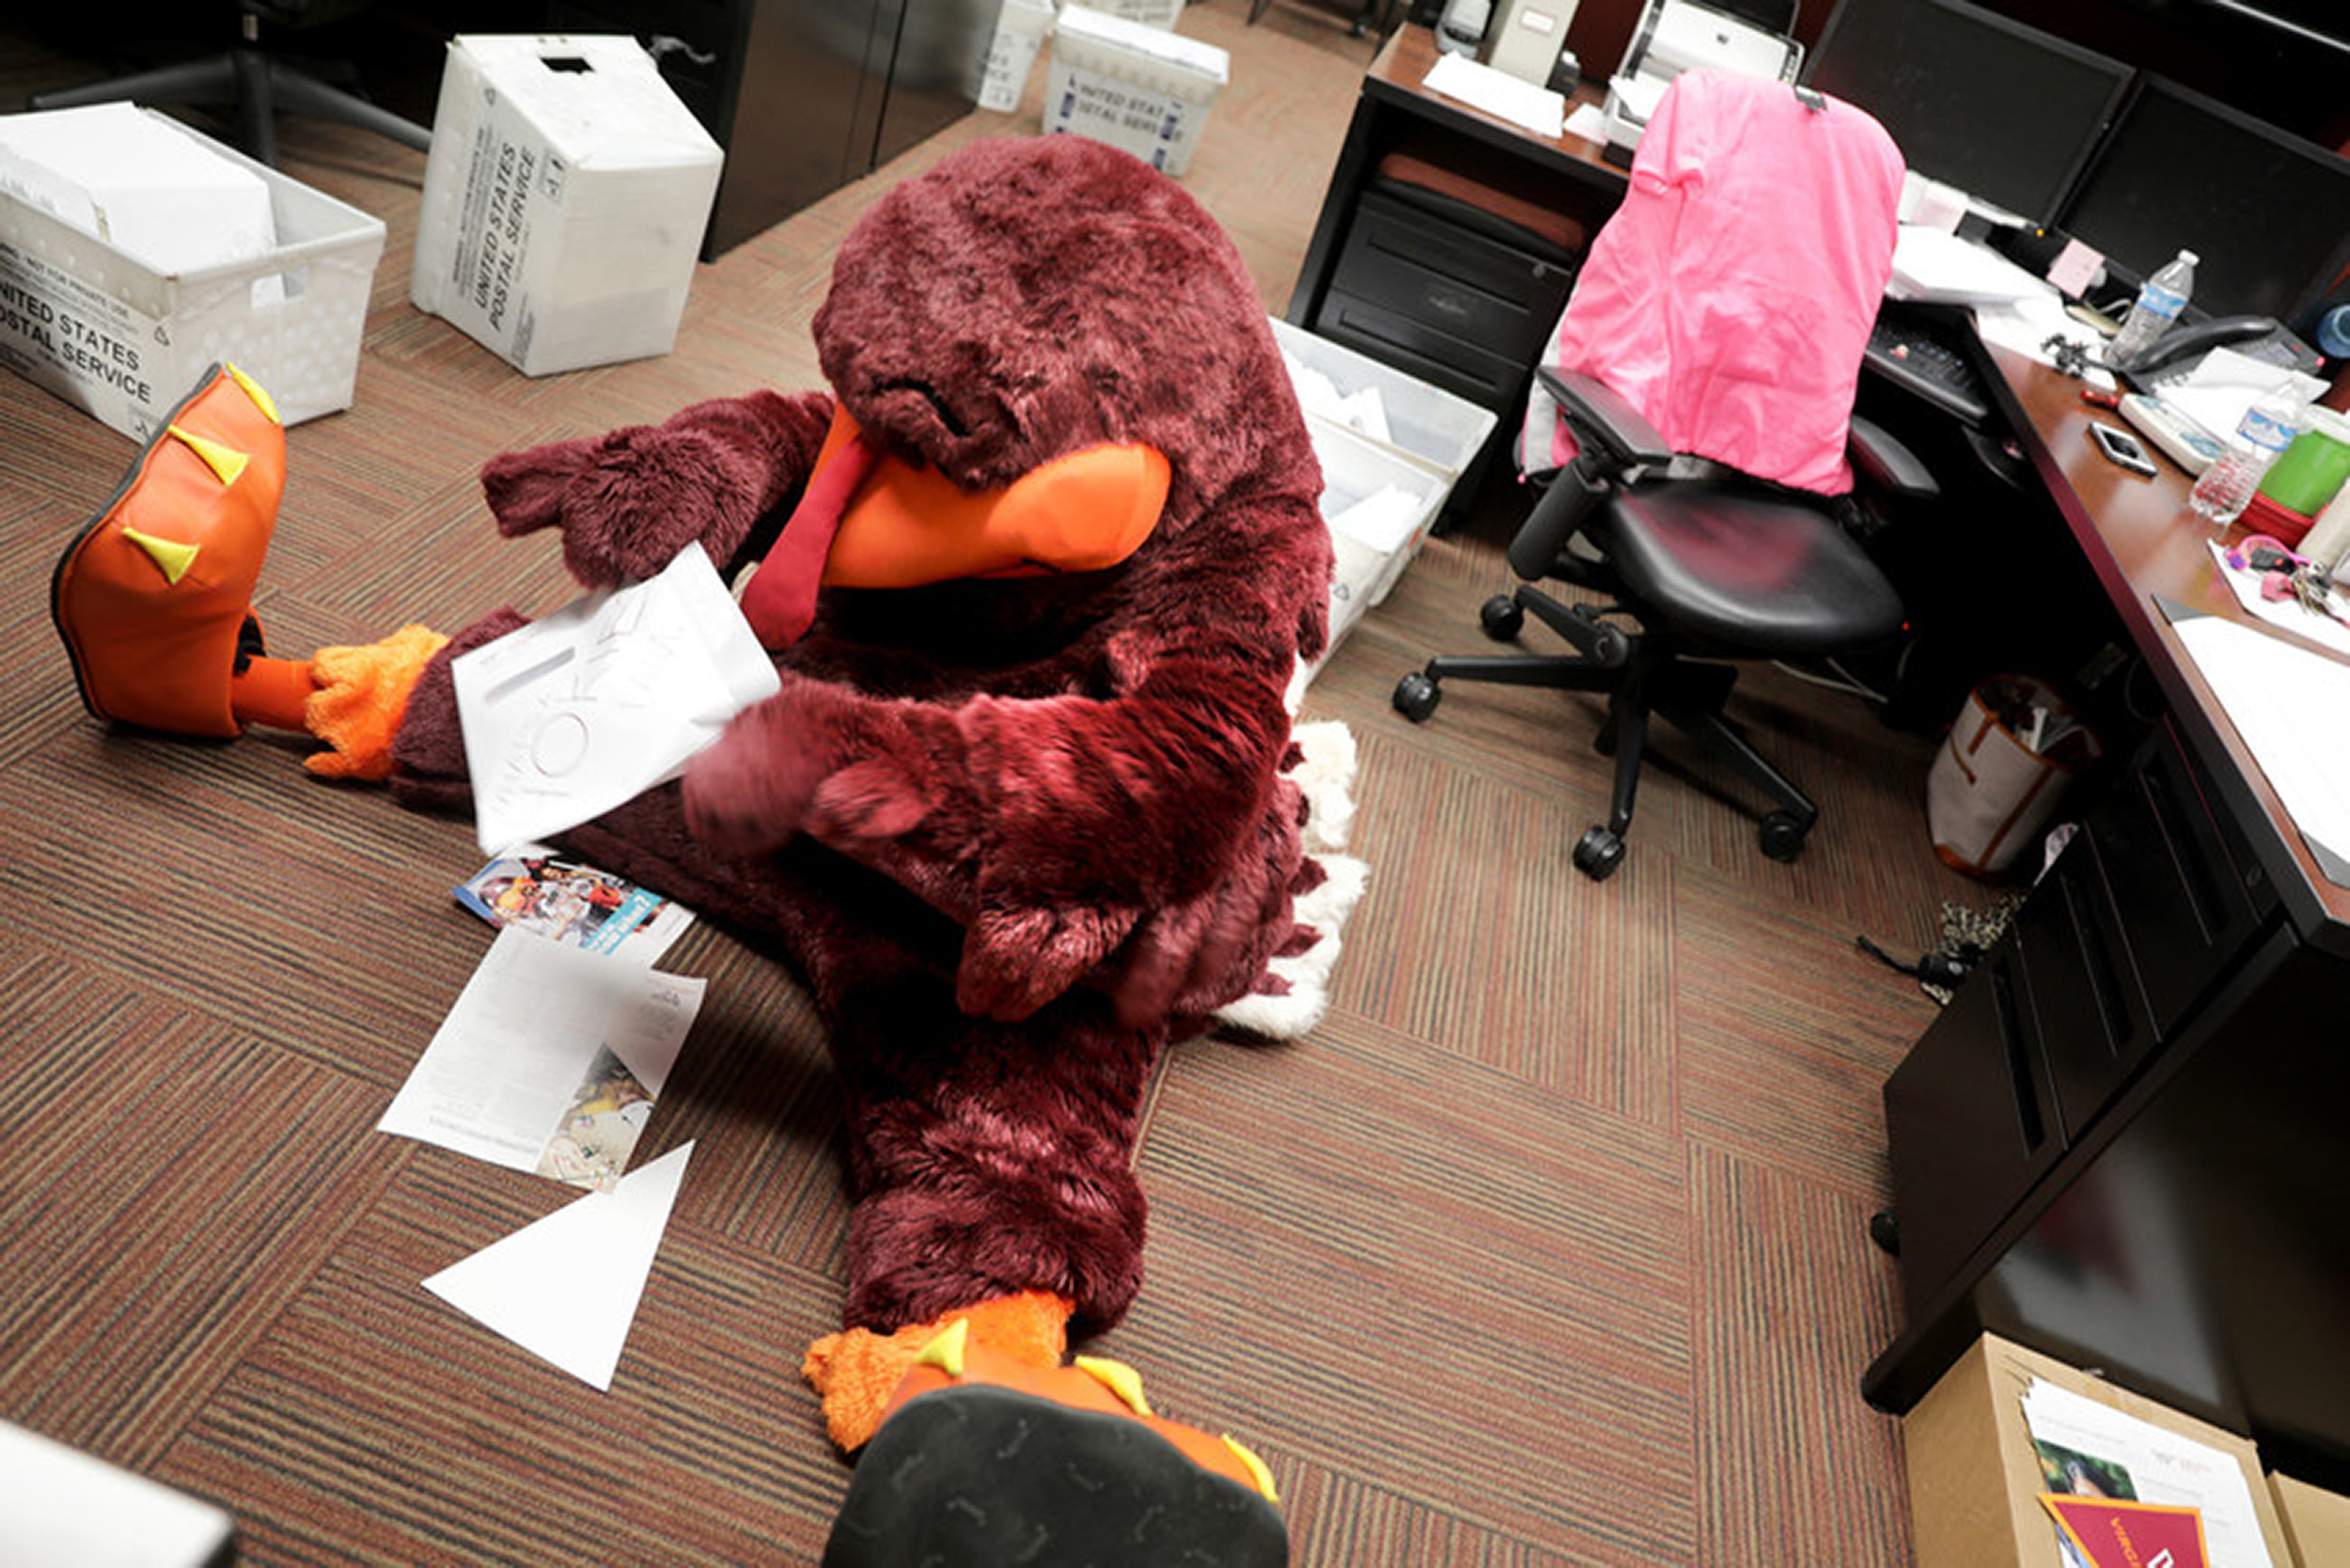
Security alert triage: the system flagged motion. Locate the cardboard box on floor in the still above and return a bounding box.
[411,35,722,377]
[2269,1472,2350,1567]
[1904,1334,2294,1568]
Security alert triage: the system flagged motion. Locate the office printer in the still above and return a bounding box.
[1602,0,1802,154]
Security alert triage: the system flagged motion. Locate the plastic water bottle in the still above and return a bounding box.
[2188,385,2305,527]
[2108,249,2197,368]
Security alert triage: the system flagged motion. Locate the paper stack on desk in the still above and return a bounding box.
[1888,225,2048,305]
[1421,51,1567,138]
[2169,607,2350,885]
[2140,347,2328,452]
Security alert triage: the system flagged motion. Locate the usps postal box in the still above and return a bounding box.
[1044,6,1230,177]
[972,0,1058,113]
[0,108,384,442]
[412,35,723,377]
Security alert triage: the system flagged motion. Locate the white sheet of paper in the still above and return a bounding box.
[1422,51,1567,138]
[1889,226,2050,306]
[1330,484,1425,555]
[2172,611,2350,872]
[2158,349,2329,454]
[378,928,705,1176]
[422,1141,693,1390]
[2021,1377,2275,1568]
[452,541,782,855]
[1971,289,2117,386]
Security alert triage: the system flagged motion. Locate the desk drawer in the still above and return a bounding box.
[1314,288,1529,407]
[2088,722,2266,1040]
[1884,937,2066,1315]
[2014,828,2155,1143]
[1322,187,1574,393]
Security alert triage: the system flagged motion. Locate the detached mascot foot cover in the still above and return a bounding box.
[48,360,445,779]
[53,364,284,739]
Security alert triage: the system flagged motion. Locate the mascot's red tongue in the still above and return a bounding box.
[739,427,882,650]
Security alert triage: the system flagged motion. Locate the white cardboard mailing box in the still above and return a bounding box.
[411,35,723,377]
[0,109,384,441]
[1287,417,1445,701]
[1043,6,1229,177]
[973,0,1058,113]
[1082,0,1186,26]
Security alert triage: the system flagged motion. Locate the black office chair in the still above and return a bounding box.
[1391,70,1935,882]
[28,0,431,169]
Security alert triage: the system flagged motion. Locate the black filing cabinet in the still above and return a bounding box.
[543,0,993,258]
[1868,716,2350,1485]
[1311,183,1577,412]
[1882,718,2269,1319]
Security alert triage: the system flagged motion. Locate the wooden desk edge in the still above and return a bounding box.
[1985,341,2350,947]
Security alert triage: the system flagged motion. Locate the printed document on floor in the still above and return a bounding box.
[378,927,705,1190]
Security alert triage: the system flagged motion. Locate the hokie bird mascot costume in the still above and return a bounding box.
[53,135,1368,1563]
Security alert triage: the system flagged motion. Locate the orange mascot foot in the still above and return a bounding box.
[811,1300,1286,1567]
[52,364,287,739]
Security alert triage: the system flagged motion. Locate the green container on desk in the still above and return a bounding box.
[2258,407,2350,515]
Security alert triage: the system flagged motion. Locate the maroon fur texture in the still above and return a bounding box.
[392,137,1330,1334]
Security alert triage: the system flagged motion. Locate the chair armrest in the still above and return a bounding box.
[1536,367,1674,469]
[1847,414,1938,500]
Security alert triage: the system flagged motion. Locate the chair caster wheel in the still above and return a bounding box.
[1479,594,1525,641]
[1869,1209,1901,1257]
[1760,810,1809,862]
[1574,825,1626,880]
[1393,671,1442,723]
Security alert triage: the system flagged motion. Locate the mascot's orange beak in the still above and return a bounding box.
[738,406,1169,651]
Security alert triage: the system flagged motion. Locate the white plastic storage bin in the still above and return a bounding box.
[1306,418,1441,664]
[1274,316,1496,604]
[1043,6,1230,177]
[0,109,384,441]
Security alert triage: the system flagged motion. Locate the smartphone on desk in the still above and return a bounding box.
[2089,421,2160,478]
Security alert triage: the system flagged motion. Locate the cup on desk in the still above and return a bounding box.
[2260,408,2350,520]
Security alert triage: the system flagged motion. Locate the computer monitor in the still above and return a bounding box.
[2058,76,2350,324]
[1801,0,2133,227]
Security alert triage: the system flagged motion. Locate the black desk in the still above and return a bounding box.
[1287,40,2350,1477]
[1862,337,2350,1488]
[1286,25,1626,418]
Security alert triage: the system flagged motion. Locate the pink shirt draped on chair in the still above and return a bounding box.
[1523,69,1906,495]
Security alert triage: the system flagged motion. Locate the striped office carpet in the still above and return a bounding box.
[2,4,1998,1560]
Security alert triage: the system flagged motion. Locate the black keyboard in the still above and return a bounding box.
[1865,311,1991,427]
